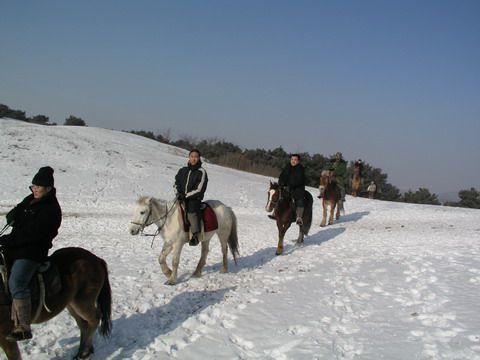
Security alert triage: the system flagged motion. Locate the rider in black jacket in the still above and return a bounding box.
[174,150,208,246]
[0,166,62,342]
[278,154,306,225]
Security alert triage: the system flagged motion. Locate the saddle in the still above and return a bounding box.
[179,202,218,233]
[0,256,62,307]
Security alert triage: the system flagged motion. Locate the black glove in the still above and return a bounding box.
[6,209,15,225]
[177,193,185,201]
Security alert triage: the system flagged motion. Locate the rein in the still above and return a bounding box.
[0,224,10,236]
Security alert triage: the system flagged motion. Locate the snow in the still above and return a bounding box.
[1,118,480,360]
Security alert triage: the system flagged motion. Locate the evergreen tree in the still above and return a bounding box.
[29,115,50,124]
[65,116,86,126]
[445,188,480,209]
[402,188,440,205]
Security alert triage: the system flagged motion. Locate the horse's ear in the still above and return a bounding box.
[146,197,153,205]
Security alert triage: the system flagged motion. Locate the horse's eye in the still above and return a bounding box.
[140,211,145,215]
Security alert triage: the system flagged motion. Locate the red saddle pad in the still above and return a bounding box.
[180,203,218,233]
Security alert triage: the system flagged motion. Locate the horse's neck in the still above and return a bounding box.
[150,198,167,220]
[151,198,179,224]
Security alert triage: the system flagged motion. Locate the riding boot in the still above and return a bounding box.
[187,212,200,246]
[295,207,304,225]
[341,189,346,202]
[7,298,32,342]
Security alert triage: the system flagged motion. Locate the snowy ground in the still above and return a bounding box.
[1,118,480,360]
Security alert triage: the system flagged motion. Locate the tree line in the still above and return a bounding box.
[0,103,86,126]
[2,103,478,208]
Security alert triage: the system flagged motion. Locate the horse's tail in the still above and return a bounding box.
[227,208,240,264]
[97,258,112,338]
[304,191,313,235]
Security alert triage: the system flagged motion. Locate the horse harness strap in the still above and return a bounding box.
[133,198,179,248]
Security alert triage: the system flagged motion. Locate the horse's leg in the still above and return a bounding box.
[193,239,210,277]
[328,202,335,225]
[0,305,22,360]
[320,202,327,227]
[295,223,304,246]
[165,243,184,285]
[218,230,229,273]
[276,222,290,255]
[67,293,102,360]
[158,243,173,278]
[336,200,342,220]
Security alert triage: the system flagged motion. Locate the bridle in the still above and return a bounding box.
[131,198,178,247]
[267,187,284,208]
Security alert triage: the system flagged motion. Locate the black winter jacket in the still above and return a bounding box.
[278,163,306,201]
[175,161,208,201]
[0,188,62,263]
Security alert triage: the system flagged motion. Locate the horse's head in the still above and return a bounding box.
[319,170,332,197]
[130,196,153,235]
[265,181,281,212]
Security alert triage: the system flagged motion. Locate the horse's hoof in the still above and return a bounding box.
[275,251,283,256]
[164,279,176,285]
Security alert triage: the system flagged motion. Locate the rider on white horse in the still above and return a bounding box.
[174,150,208,246]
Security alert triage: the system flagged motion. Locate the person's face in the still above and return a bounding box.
[290,156,300,166]
[30,185,51,199]
[189,152,200,166]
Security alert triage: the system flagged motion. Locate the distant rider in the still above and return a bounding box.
[325,152,347,202]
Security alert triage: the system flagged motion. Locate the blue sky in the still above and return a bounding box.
[1,0,479,195]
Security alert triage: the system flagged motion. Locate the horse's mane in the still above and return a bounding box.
[321,170,330,176]
[136,196,169,208]
[136,196,150,205]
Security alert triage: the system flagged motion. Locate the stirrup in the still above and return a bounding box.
[296,217,303,225]
[6,326,32,342]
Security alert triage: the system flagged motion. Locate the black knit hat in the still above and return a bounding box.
[32,166,55,187]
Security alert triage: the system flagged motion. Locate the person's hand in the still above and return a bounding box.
[177,193,185,201]
[6,211,15,225]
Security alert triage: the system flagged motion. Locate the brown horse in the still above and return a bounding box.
[0,247,112,360]
[351,166,362,197]
[319,170,343,227]
[265,182,313,255]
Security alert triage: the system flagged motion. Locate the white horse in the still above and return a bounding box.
[130,197,240,285]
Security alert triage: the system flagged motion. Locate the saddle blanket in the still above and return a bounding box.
[180,203,218,233]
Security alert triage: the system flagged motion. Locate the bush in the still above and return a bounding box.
[64,116,86,126]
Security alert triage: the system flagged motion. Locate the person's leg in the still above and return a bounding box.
[7,259,41,342]
[337,178,346,201]
[295,198,305,225]
[187,199,201,246]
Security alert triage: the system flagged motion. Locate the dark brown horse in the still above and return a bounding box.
[351,166,362,197]
[265,182,313,255]
[0,247,112,360]
[319,170,343,227]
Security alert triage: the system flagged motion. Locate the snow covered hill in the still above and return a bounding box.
[1,118,479,360]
